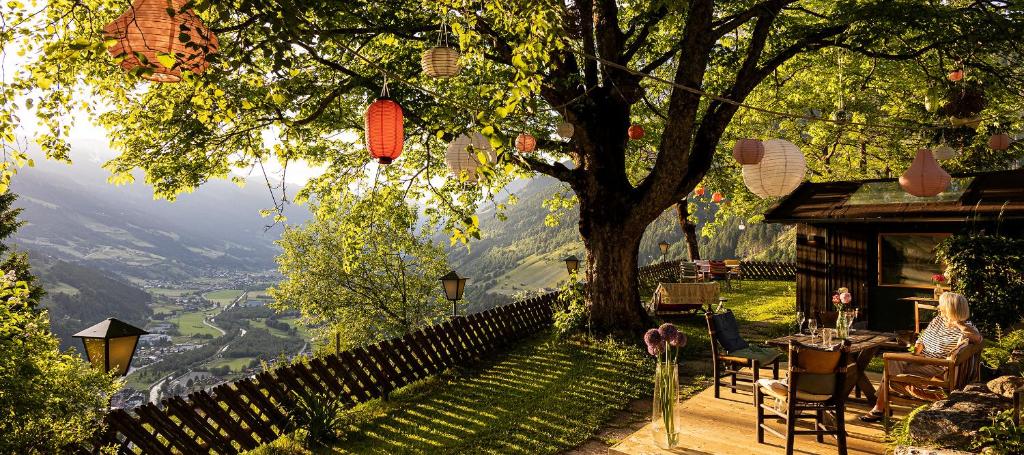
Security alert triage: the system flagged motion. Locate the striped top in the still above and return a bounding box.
[917,315,975,358]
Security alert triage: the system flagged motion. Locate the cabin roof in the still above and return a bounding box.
[763,168,1024,224]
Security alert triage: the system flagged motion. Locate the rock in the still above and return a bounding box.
[986,375,1024,399]
[908,386,1009,449]
[895,447,975,455]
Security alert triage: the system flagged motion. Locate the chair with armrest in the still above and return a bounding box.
[724,259,742,288]
[755,340,856,455]
[706,305,782,399]
[709,260,732,290]
[679,262,700,283]
[880,341,983,424]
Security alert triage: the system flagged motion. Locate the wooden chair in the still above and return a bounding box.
[706,305,782,399]
[724,259,742,288]
[709,260,732,290]
[914,301,939,334]
[755,340,856,455]
[679,262,700,283]
[881,341,983,424]
[695,260,711,280]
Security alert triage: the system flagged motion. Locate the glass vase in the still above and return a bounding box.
[934,284,944,300]
[835,311,848,340]
[651,361,682,449]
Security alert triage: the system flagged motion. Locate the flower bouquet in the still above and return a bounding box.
[932,273,946,300]
[644,323,687,449]
[832,288,853,339]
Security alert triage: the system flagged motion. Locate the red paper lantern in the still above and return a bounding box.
[515,133,537,153]
[628,124,645,140]
[732,139,765,165]
[103,0,219,82]
[712,192,725,203]
[365,98,404,164]
[900,149,951,197]
[694,186,705,197]
[989,133,1011,151]
[947,69,964,82]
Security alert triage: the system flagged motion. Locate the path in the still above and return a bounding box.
[148,373,173,403]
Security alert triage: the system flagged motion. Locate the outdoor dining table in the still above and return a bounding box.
[766,330,895,404]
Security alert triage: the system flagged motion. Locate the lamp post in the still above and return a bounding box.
[439,271,468,317]
[562,255,580,275]
[73,318,147,377]
[658,240,671,262]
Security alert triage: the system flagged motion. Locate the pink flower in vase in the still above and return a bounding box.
[839,292,852,305]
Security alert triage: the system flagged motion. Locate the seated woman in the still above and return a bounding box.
[860,292,982,422]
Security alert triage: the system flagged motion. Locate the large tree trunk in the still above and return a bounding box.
[581,213,649,335]
[675,198,700,260]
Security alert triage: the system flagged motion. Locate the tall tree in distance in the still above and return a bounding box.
[3,1,1024,333]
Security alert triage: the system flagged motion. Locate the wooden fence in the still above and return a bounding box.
[91,293,559,454]
[739,261,797,280]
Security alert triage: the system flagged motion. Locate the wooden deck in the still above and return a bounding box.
[611,374,894,455]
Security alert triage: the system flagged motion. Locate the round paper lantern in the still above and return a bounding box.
[515,133,537,153]
[741,139,807,198]
[948,70,964,82]
[365,99,404,164]
[900,148,951,197]
[932,143,957,161]
[628,124,645,140]
[421,46,461,78]
[556,122,575,139]
[989,133,1011,150]
[694,186,705,197]
[103,0,219,82]
[445,132,496,182]
[712,192,725,203]
[732,139,765,165]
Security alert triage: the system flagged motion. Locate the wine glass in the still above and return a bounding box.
[808,319,819,342]
[796,311,806,334]
[846,310,856,334]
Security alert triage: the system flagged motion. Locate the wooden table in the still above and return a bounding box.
[767,330,894,403]
[898,296,939,333]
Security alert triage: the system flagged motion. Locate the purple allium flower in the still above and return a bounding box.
[658,323,680,345]
[672,332,688,348]
[648,342,664,357]
[643,328,663,352]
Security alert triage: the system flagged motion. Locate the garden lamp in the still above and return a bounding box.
[659,240,671,256]
[439,271,468,317]
[73,318,147,377]
[562,255,580,275]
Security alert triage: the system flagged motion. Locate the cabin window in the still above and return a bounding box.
[877,233,950,288]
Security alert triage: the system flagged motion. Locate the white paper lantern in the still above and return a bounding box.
[421,46,461,78]
[741,139,807,198]
[445,132,496,182]
[556,122,574,139]
[932,143,957,161]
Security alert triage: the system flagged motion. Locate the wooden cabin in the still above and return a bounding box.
[763,169,1024,331]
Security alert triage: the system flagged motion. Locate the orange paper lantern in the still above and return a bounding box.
[899,149,951,197]
[694,186,705,197]
[515,133,537,153]
[947,69,964,82]
[712,192,725,203]
[989,133,1011,150]
[365,98,404,164]
[628,124,645,140]
[732,139,765,165]
[103,0,219,82]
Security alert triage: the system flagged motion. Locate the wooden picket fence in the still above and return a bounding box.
[739,261,797,280]
[638,260,683,286]
[90,293,559,454]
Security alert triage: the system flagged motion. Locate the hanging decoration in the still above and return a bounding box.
[445,132,496,182]
[364,82,404,164]
[421,16,461,78]
[103,0,219,82]
[556,121,575,139]
[900,149,951,197]
[741,139,807,198]
[694,186,706,197]
[948,69,964,82]
[712,192,725,203]
[924,87,941,113]
[628,124,645,140]
[732,139,765,165]
[515,133,537,153]
[989,133,1012,150]
[932,141,957,161]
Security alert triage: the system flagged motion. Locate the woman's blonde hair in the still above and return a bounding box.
[938,292,970,324]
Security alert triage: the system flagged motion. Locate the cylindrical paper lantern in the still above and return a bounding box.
[445,132,496,182]
[556,122,575,139]
[365,99,404,164]
[732,139,765,165]
[712,192,724,203]
[421,46,461,78]
[694,186,705,197]
[900,149,951,197]
[741,139,807,198]
[515,133,537,153]
[989,133,1011,150]
[948,70,964,82]
[103,0,219,82]
[628,124,645,140]
[932,143,957,161]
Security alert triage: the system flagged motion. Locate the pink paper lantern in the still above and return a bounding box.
[732,139,765,165]
[899,149,951,197]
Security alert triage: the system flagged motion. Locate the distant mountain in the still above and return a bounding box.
[10,157,311,280]
[448,176,794,308]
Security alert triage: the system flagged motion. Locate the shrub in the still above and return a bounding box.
[289,392,345,448]
[552,277,588,339]
[974,410,1024,454]
[937,234,1024,332]
[982,327,1024,375]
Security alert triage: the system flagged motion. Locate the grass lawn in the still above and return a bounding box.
[168,308,222,339]
[149,287,197,297]
[206,357,254,372]
[204,289,246,305]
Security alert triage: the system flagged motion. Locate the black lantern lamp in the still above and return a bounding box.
[658,240,671,257]
[439,271,468,317]
[562,255,580,275]
[73,318,147,377]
